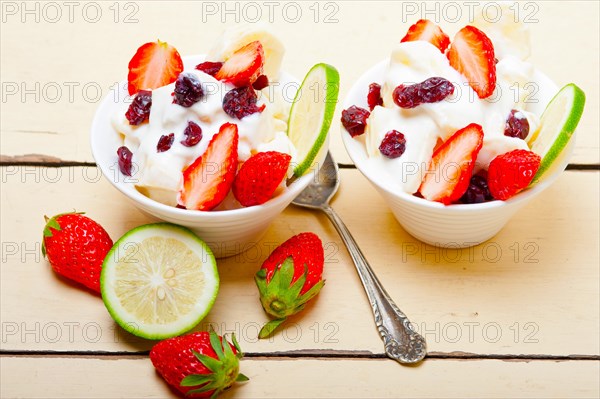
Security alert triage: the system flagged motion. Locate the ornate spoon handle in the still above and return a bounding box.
[321,205,427,364]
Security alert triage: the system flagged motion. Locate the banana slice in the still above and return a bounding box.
[472,2,531,60]
[207,24,285,80]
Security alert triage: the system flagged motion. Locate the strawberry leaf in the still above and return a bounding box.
[254,268,268,294]
[186,385,216,396]
[222,334,235,359]
[298,279,325,305]
[209,329,224,360]
[192,350,220,373]
[258,317,286,339]
[236,373,250,382]
[286,264,307,299]
[180,374,212,387]
[276,257,295,291]
[43,218,61,237]
[231,333,243,358]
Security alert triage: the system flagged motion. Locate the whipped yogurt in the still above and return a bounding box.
[363,22,540,194]
[112,68,295,207]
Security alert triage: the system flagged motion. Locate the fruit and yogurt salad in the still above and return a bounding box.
[112,26,338,211]
[342,15,585,205]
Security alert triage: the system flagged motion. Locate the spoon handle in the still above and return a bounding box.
[321,205,427,364]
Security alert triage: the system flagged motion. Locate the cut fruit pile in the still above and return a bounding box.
[342,18,586,204]
[117,34,338,211]
[100,223,219,340]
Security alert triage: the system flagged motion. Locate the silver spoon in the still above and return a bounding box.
[292,152,427,364]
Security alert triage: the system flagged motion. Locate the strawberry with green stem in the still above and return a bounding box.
[150,330,248,398]
[42,212,112,293]
[255,232,325,338]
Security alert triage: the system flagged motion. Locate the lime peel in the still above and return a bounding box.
[530,83,585,184]
[287,63,340,177]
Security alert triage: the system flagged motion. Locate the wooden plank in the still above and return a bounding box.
[1,356,599,398]
[1,2,598,165]
[1,167,598,356]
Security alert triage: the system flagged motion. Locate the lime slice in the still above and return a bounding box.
[287,63,340,177]
[101,223,218,340]
[529,83,585,184]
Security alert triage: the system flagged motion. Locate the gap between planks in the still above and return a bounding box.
[0,156,598,171]
[1,350,598,362]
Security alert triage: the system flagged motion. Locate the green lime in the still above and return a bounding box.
[287,63,340,177]
[101,223,218,340]
[530,83,585,184]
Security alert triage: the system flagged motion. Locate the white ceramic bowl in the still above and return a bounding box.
[342,60,574,248]
[91,55,319,258]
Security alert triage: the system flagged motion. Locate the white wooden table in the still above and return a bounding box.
[1,1,599,397]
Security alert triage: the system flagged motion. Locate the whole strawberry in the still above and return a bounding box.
[150,331,248,398]
[255,233,325,338]
[233,151,291,207]
[42,212,112,293]
[488,149,541,200]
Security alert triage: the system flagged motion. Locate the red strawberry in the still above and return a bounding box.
[42,212,112,293]
[180,123,239,211]
[419,123,484,205]
[255,233,325,338]
[447,25,496,98]
[401,19,451,53]
[488,149,541,201]
[150,331,249,398]
[232,151,291,207]
[127,40,184,95]
[215,41,264,87]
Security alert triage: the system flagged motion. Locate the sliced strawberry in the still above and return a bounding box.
[488,149,541,201]
[419,123,484,205]
[401,19,450,53]
[447,26,496,99]
[232,151,291,207]
[127,40,183,95]
[180,123,238,211]
[215,41,264,87]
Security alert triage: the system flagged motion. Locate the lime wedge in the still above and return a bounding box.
[530,83,585,184]
[101,223,218,340]
[287,63,340,177]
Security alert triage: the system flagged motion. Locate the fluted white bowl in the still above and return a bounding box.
[91,56,318,257]
[342,60,574,247]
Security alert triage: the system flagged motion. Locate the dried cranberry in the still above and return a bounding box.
[252,74,269,90]
[181,121,203,147]
[367,83,383,110]
[117,146,133,176]
[195,61,223,77]
[157,133,174,153]
[222,86,264,119]
[393,77,455,108]
[504,109,530,140]
[173,72,204,107]
[125,90,152,125]
[379,130,406,158]
[341,106,370,137]
[459,174,493,204]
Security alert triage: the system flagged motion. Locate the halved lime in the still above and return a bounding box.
[529,83,585,184]
[101,223,218,340]
[287,63,340,177]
